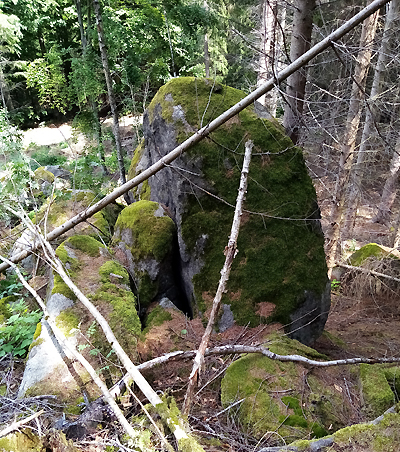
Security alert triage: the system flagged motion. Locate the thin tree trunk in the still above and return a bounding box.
[326,5,379,277]
[375,138,400,226]
[182,140,253,416]
[93,0,132,204]
[0,0,391,274]
[343,0,399,234]
[283,0,316,143]
[76,0,108,174]
[257,0,285,115]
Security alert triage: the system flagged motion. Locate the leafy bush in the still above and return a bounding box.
[0,299,42,357]
[29,144,67,170]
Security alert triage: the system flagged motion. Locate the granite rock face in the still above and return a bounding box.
[128,77,330,345]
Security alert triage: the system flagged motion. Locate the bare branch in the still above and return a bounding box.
[0,410,44,438]
[182,140,253,415]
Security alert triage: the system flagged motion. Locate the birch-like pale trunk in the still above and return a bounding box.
[0,0,391,274]
[182,140,253,416]
[93,0,132,203]
[283,0,316,144]
[343,0,399,235]
[326,6,380,277]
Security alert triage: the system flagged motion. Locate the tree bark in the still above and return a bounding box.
[283,0,316,144]
[326,5,380,277]
[93,0,132,204]
[344,0,399,234]
[0,0,391,274]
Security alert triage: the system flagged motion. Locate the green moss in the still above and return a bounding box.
[55,242,80,270]
[28,337,44,352]
[136,270,158,308]
[92,211,110,240]
[142,306,173,335]
[56,309,80,337]
[34,166,55,183]
[52,273,77,300]
[360,364,395,418]
[114,200,175,262]
[0,385,6,396]
[32,322,42,340]
[140,180,151,200]
[333,414,400,452]
[383,367,400,398]
[0,429,43,451]
[66,235,105,257]
[221,333,344,441]
[91,283,141,351]
[128,139,145,180]
[349,243,398,266]
[73,190,96,204]
[98,260,129,285]
[146,77,328,326]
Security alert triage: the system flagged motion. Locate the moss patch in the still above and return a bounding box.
[56,309,80,337]
[332,413,400,451]
[142,306,173,335]
[66,235,105,257]
[98,260,129,285]
[360,364,395,418]
[34,166,55,184]
[114,200,175,262]
[349,243,398,266]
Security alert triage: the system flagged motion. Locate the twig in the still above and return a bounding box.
[0,410,44,438]
[182,140,253,415]
[337,262,400,283]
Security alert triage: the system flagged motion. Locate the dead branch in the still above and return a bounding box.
[182,140,253,415]
[0,0,390,274]
[0,410,44,438]
[337,262,400,283]
[0,254,140,440]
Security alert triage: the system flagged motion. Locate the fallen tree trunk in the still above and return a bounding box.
[0,0,390,273]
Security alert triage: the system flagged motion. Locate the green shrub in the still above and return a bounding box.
[0,299,42,357]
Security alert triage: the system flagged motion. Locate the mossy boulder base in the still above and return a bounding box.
[129,77,330,344]
[18,235,141,402]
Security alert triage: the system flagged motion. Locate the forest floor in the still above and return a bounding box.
[1,120,400,451]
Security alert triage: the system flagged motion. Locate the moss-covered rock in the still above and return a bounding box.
[349,243,400,266]
[19,235,140,405]
[360,364,395,419]
[113,200,178,310]
[34,166,55,184]
[220,333,350,442]
[129,77,330,344]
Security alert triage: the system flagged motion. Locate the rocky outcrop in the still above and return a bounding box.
[18,235,140,402]
[112,200,182,312]
[129,77,330,345]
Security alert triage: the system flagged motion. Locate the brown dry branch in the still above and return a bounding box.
[0,409,44,438]
[182,140,253,416]
[337,262,400,284]
[0,0,390,274]
[5,210,203,452]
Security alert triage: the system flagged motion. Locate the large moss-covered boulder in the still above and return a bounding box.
[129,77,330,344]
[113,200,180,312]
[18,235,141,404]
[220,333,349,443]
